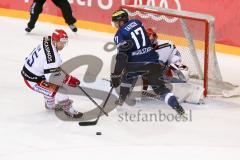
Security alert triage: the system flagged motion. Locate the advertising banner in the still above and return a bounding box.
[0,0,240,48]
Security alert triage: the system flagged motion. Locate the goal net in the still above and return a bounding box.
[122,5,235,96]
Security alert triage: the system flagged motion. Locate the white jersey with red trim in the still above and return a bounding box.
[23,36,62,81]
[155,40,182,65]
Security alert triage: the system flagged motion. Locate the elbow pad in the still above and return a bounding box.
[117,40,134,52]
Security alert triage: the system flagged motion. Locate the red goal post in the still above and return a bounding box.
[121,5,234,97]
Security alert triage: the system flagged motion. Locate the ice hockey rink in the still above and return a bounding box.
[1,16,240,160]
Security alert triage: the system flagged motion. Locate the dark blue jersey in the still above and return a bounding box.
[114,19,158,62]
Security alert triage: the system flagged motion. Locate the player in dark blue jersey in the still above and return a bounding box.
[110,9,185,116]
[113,18,158,62]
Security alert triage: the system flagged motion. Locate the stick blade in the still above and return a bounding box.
[78,120,97,126]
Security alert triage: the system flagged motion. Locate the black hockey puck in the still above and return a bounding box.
[96,132,102,135]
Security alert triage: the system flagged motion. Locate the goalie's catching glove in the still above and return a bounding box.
[64,75,80,87]
[110,73,121,88]
[169,63,189,82]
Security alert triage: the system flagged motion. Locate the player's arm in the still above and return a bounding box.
[44,65,80,88]
[42,36,79,87]
[111,49,129,88]
[111,34,132,87]
[168,47,189,82]
[44,57,80,87]
[60,67,80,87]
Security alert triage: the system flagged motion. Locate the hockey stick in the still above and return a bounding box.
[59,68,109,116]
[79,87,114,126]
[78,86,109,117]
[141,90,190,104]
[102,78,188,103]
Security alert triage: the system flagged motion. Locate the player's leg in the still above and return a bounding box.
[147,66,186,115]
[23,80,82,118]
[142,75,149,91]
[151,83,185,115]
[24,79,58,109]
[26,0,46,32]
[51,0,77,32]
[116,73,137,106]
[44,95,56,110]
[55,90,83,118]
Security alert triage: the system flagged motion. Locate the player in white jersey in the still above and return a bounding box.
[21,29,82,118]
[142,28,189,91]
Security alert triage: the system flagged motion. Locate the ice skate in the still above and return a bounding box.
[25,26,34,32]
[58,99,83,118]
[115,98,124,106]
[174,105,186,116]
[69,24,77,32]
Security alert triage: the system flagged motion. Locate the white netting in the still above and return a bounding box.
[128,10,178,23]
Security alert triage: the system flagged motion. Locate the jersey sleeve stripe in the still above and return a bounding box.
[44,67,61,74]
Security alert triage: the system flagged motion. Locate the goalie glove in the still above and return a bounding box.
[63,75,80,87]
[110,73,121,88]
[169,63,189,82]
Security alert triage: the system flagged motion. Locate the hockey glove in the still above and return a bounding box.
[110,74,121,88]
[169,63,189,82]
[64,75,80,87]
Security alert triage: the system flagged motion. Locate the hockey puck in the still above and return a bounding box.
[96,132,102,135]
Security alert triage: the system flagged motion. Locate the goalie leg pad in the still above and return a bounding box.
[171,83,204,104]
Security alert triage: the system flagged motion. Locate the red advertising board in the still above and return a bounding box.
[0,0,240,48]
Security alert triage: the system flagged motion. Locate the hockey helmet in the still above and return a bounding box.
[146,28,158,40]
[52,29,68,45]
[112,9,129,22]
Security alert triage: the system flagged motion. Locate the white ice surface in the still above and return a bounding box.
[0,16,240,160]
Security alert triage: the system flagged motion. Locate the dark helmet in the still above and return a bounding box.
[112,9,129,22]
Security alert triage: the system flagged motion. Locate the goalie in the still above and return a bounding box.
[143,28,189,88]
[142,28,204,104]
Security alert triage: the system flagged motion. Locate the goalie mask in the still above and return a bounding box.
[146,28,158,45]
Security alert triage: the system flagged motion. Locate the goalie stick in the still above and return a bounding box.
[141,90,190,104]
[79,87,114,126]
